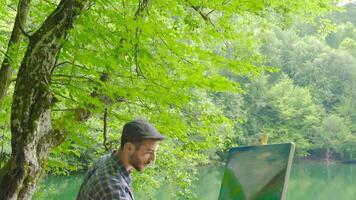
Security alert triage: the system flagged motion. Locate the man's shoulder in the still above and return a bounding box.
[90,153,113,169]
[90,153,128,179]
[78,153,127,193]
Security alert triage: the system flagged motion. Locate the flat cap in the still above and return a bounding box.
[121,119,166,142]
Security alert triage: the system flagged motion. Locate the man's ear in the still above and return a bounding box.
[125,142,135,152]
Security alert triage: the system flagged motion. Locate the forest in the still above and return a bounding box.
[0,0,355,199]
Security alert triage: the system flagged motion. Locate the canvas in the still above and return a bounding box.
[218,143,295,200]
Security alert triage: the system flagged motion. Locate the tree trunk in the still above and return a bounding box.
[350,146,354,160]
[0,0,31,108]
[0,0,90,199]
[326,147,330,165]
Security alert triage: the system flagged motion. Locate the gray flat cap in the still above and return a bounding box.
[121,119,166,142]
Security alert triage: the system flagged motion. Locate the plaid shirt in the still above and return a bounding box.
[77,152,135,200]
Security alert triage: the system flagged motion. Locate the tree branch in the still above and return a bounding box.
[132,0,150,78]
[0,126,6,168]
[53,74,102,86]
[189,2,230,48]
[158,36,194,65]
[134,0,149,19]
[111,111,131,121]
[103,108,109,151]
[55,61,90,71]
[17,17,31,39]
[52,108,83,112]
[191,6,216,29]
[0,49,10,59]
[206,9,215,16]
[52,90,79,103]
[137,96,151,112]
[0,0,31,107]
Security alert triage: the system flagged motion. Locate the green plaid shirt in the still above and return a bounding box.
[77,152,134,200]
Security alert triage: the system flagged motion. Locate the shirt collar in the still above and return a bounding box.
[110,151,132,185]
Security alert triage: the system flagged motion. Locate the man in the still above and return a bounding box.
[77,119,166,200]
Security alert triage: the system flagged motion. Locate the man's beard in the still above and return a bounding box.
[130,152,150,172]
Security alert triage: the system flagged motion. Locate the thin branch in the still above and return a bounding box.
[132,0,150,78]
[190,2,230,48]
[50,81,71,86]
[158,36,194,65]
[103,108,109,151]
[134,0,149,19]
[52,108,83,112]
[137,96,151,112]
[52,91,79,103]
[55,61,90,70]
[191,6,216,28]
[111,112,131,121]
[7,4,17,12]
[147,79,170,90]
[54,61,70,67]
[51,44,63,76]
[222,0,232,6]
[86,26,116,45]
[52,80,100,90]
[53,55,60,71]
[53,74,102,86]
[18,19,31,39]
[206,9,215,16]
[0,49,10,59]
[0,126,6,168]
[52,83,92,93]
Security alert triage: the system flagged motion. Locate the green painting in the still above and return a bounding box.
[218,143,295,200]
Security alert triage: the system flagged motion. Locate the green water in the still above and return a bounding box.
[35,162,356,200]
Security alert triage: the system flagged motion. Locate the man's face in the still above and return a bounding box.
[129,140,160,172]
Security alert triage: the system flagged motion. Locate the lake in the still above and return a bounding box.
[34,161,356,200]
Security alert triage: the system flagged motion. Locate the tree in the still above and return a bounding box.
[241,74,322,155]
[313,114,350,163]
[0,1,91,199]
[257,6,356,161]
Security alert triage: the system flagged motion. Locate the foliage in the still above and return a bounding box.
[238,75,322,156]
[253,7,356,160]
[0,0,350,198]
[313,114,351,153]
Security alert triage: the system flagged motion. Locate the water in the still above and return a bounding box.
[34,161,356,200]
[286,161,356,200]
[33,173,83,200]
